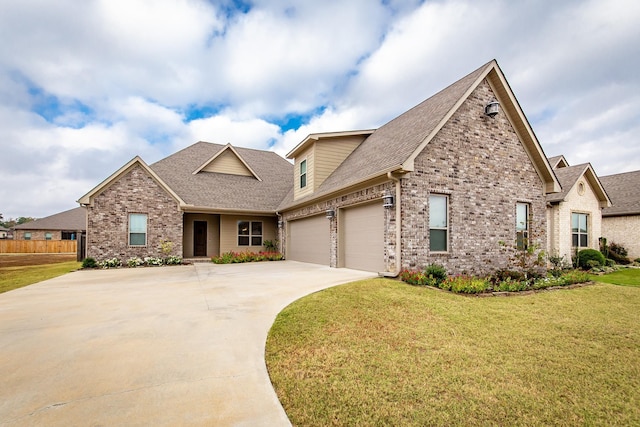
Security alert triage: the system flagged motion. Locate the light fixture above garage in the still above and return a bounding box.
[325,209,335,219]
[484,99,499,118]
[382,194,395,208]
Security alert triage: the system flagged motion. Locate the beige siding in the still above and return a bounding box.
[551,177,604,262]
[202,149,253,176]
[219,215,277,253]
[293,146,314,200]
[314,136,364,189]
[183,213,220,258]
[602,215,640,259]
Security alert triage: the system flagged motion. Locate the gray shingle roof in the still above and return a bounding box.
[546,164,589,203]
[150,141,293,212]
[14,207,86,231]
[600,170,640,216]
[278,60,494,209]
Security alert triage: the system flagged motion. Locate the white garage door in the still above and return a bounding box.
[288,214,330,265]
[342,202,385,272]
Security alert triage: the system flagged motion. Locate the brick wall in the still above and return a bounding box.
[400,79,547,275]
[87,164,183,261]
[14,230,62,240]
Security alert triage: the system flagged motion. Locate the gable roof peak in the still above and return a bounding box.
[192,143,263,181]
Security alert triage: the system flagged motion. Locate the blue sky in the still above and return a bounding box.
[0,0,639,219]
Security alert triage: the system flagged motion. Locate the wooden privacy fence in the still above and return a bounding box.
[0,240,77,254]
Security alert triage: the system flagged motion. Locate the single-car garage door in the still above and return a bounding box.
[288,214,330,265]
[342,202,384,272]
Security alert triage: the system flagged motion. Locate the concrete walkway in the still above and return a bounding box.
[0,261,376,426]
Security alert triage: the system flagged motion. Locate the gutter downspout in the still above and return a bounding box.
[379,171,402,277]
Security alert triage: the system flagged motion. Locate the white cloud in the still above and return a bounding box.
[0,0,639,219]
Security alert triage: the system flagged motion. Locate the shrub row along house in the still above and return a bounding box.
[76,59,636,274]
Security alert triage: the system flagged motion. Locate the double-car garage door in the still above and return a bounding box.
[287,202,384,272]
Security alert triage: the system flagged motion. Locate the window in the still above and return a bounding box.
[429,195,448,252]
[238,221,263,246]
[572,213,588,248]
[24,232,31,240]
[516,203,530,250]
[129,213,147,246]
[45,232,52,240]
[300,159,307,188]
[62,231,76,240]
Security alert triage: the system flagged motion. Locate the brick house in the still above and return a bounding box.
[545,155,611,263]
[600,170,640,259]
[78,144,292,260]
[13,207,86,241]
[79,59,561,275]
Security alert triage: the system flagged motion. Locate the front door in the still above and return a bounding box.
[194,221,207,257]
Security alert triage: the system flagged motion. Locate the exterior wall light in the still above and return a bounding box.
[325,209,335,219]
[484,100,500,118]
[382,194,395,208]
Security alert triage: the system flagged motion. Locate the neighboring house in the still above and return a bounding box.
[600,170,640,259]
[545,155,611,263]
[78,143,293,260]
[79,59,561,275]
[0,226,9,239]
[13,207,86,241]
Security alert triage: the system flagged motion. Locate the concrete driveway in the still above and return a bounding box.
[0,261,375,426]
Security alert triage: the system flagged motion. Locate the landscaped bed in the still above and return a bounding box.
[266,274,640,426]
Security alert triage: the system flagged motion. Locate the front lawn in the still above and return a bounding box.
[266,279,640,426]
[0,261,81,294]
[590,267,640,287]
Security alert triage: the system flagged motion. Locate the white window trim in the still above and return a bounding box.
[128,213,148,247]
[429,194,449,253]
[300,159,307,189]
[516,202,530,250]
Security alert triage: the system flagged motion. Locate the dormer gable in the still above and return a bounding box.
[287,130,374,200]
[193,143,262,181]
[549,155,570,169]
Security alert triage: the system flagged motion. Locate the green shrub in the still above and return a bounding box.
[127,257,144,268]
[533,275,567,289]
[211,251,283,264]
[164,255,183,265]
[576,249,605,270]
[561,270,591,285]
[99,258,121,268]
[82,257,97,269]
[400,270,429,286]
[441,276,489,293]
[497,278,529,292]
[424,264,447,285]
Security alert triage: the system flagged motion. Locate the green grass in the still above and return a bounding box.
[266,279,640,426]
[590,268,640,287]
[0,261,81,294]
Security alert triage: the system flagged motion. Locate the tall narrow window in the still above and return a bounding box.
[572,213,588,248]
[300,159,307,188]
[129,213,147,246]
[429,195,448,252]
[238,221,263,246]
[516,203,530,250]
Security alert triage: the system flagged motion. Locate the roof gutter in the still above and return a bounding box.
[379,171,402,278]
